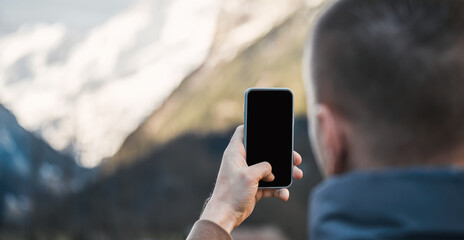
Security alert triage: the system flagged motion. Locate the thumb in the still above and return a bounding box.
[247,161,272,181]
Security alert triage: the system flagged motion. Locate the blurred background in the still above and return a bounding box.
[0,0,325,239]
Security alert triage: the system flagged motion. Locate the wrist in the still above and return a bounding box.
[200,197,237,234]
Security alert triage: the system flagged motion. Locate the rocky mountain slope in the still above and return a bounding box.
[103,3,323,175]
[0,105,89,235]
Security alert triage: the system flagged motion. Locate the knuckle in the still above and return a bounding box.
[245,177,255,185]
[242,171,255,184]
[273,190,280,198]
[238,169,248,179]
[264,162,272,173]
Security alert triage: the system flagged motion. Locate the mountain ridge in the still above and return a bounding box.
[0,104,90,234]
[103,5,322,175]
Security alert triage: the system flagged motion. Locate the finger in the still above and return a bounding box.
[262,172,275,182]
[293,166,303,179]
[293,151,302,166]
[247,161,272,181]
[279,189,290,201]
[260,189,275,199]
[261,189,290,202]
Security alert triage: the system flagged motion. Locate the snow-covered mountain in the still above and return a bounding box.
[0,0,318,168]
[0,0,220,167]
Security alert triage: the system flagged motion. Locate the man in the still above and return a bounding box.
[187,0,464,239]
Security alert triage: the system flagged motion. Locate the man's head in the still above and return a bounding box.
[305,0,464,175]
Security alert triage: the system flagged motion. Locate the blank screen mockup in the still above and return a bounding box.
[245,89,293,187]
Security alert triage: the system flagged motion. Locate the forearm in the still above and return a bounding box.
[186,219,232,240]
[200,197,237,233]
[186,196,234,240]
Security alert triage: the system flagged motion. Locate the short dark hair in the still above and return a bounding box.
[311,0,464,163]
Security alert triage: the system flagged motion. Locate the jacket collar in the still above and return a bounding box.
[310,167,464,240]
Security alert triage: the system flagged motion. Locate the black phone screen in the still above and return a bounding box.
[245,89,293,188]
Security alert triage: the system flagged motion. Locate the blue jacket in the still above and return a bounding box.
[310,167,464,240]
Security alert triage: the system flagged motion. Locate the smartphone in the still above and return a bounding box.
[244,88,294,188]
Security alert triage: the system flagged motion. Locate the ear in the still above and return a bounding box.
[313,104,349,175]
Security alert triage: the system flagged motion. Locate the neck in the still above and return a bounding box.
[348,147,464,172]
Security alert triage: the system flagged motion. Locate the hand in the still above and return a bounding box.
[200,125,304,234]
